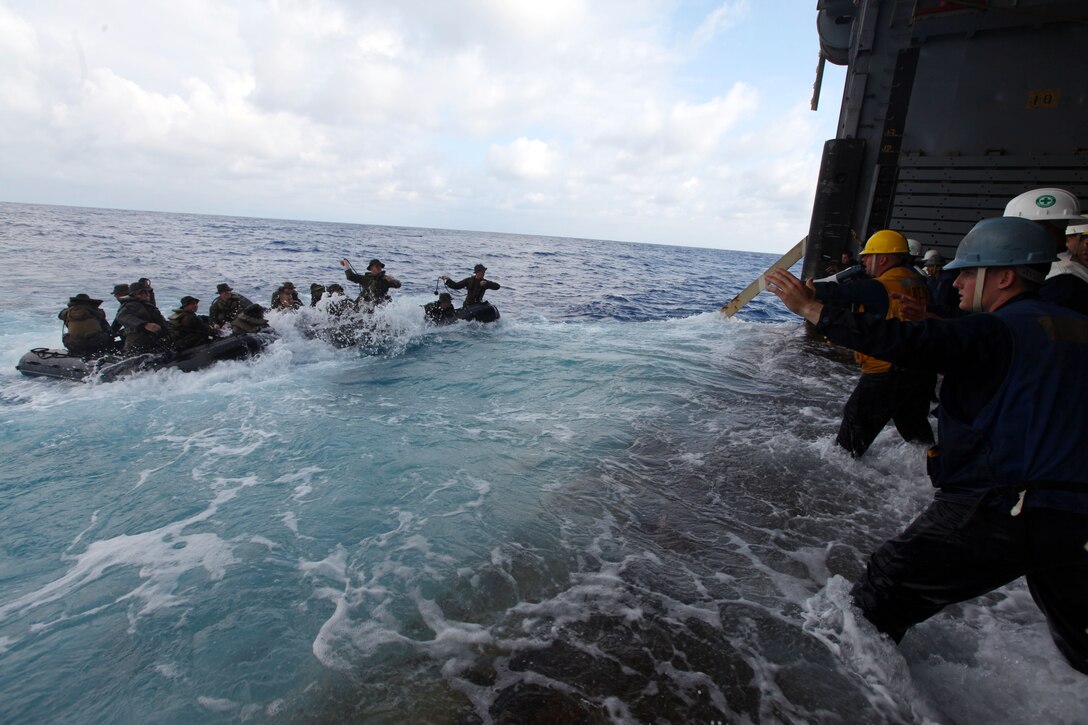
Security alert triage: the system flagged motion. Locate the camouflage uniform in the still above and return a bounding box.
[210,291,253,327]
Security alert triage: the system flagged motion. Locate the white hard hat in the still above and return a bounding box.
[1067,223,1088,235]
[1004,188,1087,224]
[907,238,922,256]
[923,249,942,263]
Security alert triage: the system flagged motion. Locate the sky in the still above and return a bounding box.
[0,1,846,253]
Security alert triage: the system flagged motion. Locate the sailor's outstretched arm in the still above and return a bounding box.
[765,269,823,324]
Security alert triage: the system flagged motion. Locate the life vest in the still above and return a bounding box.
[168,310,210,350]
[934,298,1088,510]
[855,266,929,374]
[61,305,108,341]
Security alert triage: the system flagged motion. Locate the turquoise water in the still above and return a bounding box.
[1,202,1085,723]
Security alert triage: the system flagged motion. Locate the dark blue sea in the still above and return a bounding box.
[1,201,1084,723]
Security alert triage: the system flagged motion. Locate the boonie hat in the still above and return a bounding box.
[180,296,199,306]
[69,293,103,306]
[112,283,130,296]
[368,259,384,269]
[282,281,295,289]
[438,292,453,302]
[474,263,487,272]
[216,283,233,293]
[129,281,151,295]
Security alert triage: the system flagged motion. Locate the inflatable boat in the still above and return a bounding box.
[16,333,274,382]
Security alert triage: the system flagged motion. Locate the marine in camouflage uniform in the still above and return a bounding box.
[423,292,458,325]
[323,284,354,317]
[59,293,114,356]
[440,264,500,307]
[110,283,130,346]
[341,258,401,310]
[270,281,302,310]
[209,283,252,329]
[115,280,172,353]
[168,296,215,351]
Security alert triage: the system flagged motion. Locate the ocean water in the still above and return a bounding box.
[0,201,1084,723]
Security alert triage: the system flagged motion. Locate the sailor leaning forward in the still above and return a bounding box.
[767,216,1088,675]
[812,230,934,458]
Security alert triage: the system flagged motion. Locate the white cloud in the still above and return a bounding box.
[0,0,844,251]
[487,138,554,180]
[692,0,750,48]
[0,4,50,118]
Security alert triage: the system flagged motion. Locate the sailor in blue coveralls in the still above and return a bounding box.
[766,216,1088,674]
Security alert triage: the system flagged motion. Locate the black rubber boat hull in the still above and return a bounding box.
[16,333,273,382]
[457,302,500,323]
[163,333,271,372]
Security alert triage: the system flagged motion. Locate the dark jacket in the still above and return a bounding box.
[1040,273,1088,316]
[168,309,215,351]
[926,269,966,319]
[209,293,253,327]
[816,264,929,375]
[116,298,171,353]
[445,276,500,307]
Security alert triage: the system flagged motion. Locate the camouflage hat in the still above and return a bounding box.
[216,283,233,294]
[112,283,130,296]
[129,281,151,295]
[474,263,487,272]
[438,292,453,302]
[68,293,103,306]
[368,259,384,269]
[282,281,295,289]
[244,303,265,316]
[180,296,199,306]
[327,283,344,293]
[310,283,325,293]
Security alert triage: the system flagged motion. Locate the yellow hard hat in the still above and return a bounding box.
[860,229,909,255]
